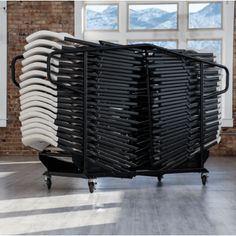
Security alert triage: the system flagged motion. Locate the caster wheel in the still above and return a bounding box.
[88,182,95,193]
[157,175,163,182]
[201,173,208,186]
[45,176,52,190]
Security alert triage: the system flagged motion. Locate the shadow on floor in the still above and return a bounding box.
[23,223,118,235]
[0,202,121,219]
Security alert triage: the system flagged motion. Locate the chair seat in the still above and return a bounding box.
[21,100,57,113]
[23,47,54,58]
[22,62,58,73]
[22,55,59,67]
[20,107,56,121]
[21,119,57,131]
[20,95,57,106]
[20,84,57,96]
[22,128,58,141]
[20,91,57,103]
[20,77,57,89]
[22,133,57,151]
[26,30,74,43]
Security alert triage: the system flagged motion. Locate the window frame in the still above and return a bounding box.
[0,1,7,127]
[75,0,234,127]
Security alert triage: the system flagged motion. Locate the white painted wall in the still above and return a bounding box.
[0,1,7,127]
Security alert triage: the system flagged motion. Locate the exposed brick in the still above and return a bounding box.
[209,4,236,157]
[1,1,235,158]
[0,1,74,157]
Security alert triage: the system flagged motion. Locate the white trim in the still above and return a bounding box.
[74,1,84,39]
[0,120,7,127]
[222,1,234,127]
[74,0,234,127]
[222,118,234,127]
[0,161,41,165]
[0,1,7,127]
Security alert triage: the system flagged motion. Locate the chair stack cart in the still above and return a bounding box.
[11,31,229,193]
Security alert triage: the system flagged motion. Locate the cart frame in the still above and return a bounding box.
[11,43,229,192]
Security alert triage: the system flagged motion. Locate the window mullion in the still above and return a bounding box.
[75,1,84,39]
[178,1,187,49]
[119,1,127,44]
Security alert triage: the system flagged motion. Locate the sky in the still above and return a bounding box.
[129,4,177,12]
[189,3,210,13]
[86,3,217,14]
[86,5,116,12]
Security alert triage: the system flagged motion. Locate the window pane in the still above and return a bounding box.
[128,41,177,49]
[128,4,177,30]
[188,3,222,29]
[86,5,118,30]
[88,40,119,44]
[187,40,222,62]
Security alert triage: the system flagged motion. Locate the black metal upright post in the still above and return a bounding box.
[145,50,154,163]
[200,62,205,168]
[83,51,88,174]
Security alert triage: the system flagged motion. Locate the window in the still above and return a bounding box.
[128,4,178,30]
[75,1,234,127]
[0,1,7,127]
[85,4,118,30]
[128,40,177,49]
[188,2,222,29]
[187,39,222,63]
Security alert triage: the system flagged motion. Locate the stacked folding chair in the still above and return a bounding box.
[19,31,86,166]
[12,30,228,191]
[84,42,152,176]
[147,48,221,171]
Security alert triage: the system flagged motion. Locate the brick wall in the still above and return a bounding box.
[0,1,74,156]
[0,1,235,157]
[209,5,236,157]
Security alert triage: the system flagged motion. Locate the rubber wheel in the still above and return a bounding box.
[46,177,52,190]
[88,182,95,193]
[157,176,163,182]
[201,174,208,186]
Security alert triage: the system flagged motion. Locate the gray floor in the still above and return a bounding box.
[0,157,236,235]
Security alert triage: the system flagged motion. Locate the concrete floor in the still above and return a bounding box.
[0,157,236,235]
